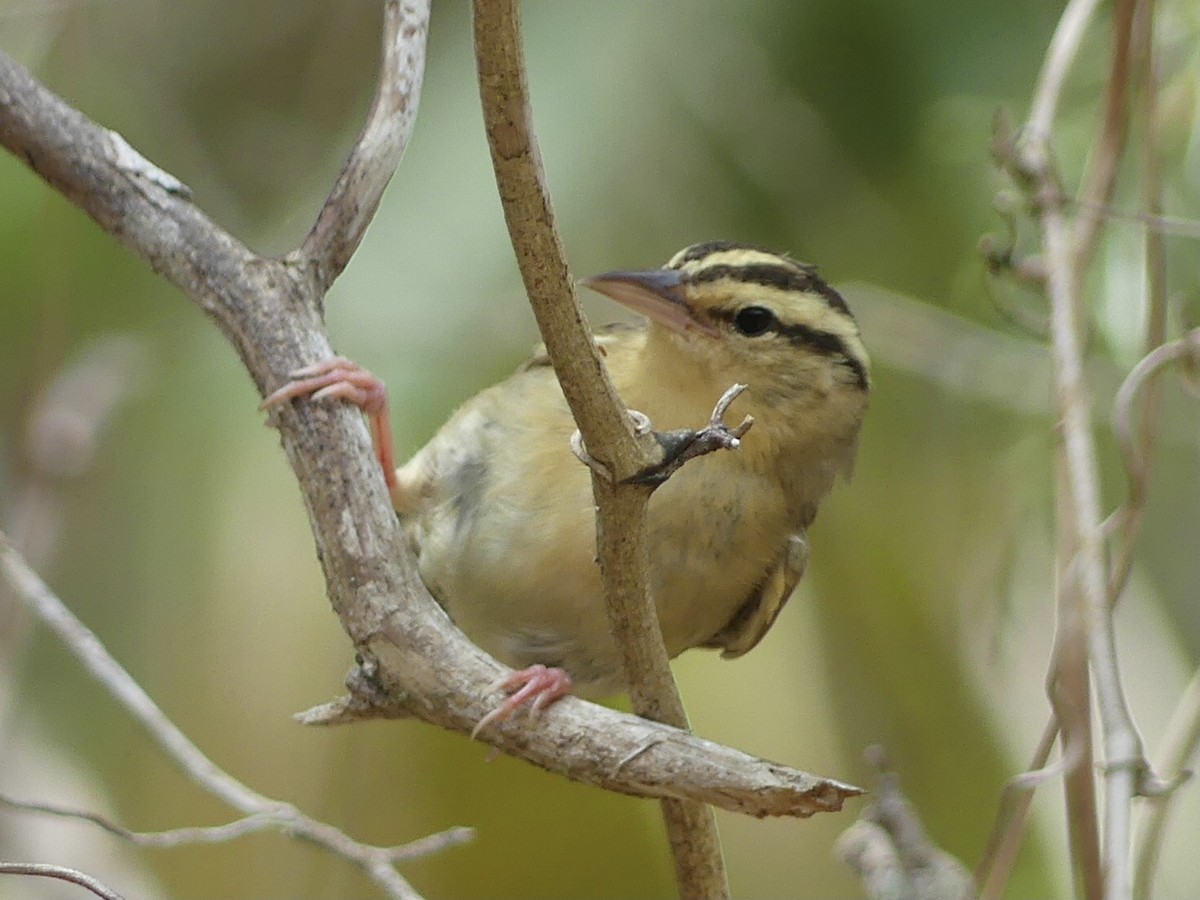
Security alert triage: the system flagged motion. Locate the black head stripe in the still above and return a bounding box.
[779,323,870,390]
[688,262,851,317]
[709,306,870,391]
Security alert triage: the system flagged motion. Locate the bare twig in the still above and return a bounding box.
[0,862,124,900]
[1133,666,1200,900]
[1107,332,1199,598]
[836,748,975,900]
[623,384,754,486]
[471,2,729,896]
[298,0,429,292]
[1052,477,1103,900]
[0,40,858,828]
[0,533,449,900]
[0,794,475,860]
[1103,0,1170,610]
[1070,0,1136,279]
[976,720,1065,900]
[1025,0,1104,144]
[1016,0,1156,895]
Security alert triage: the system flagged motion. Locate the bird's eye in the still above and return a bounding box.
[732,306,777,337]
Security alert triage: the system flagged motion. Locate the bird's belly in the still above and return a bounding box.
[410,452,789,697]
[646,461,790,654]
[411,464,622,694]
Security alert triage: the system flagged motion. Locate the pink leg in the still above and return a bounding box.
[260,357,399,495]
[471,665,574,738]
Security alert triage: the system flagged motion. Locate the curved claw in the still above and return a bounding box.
[260,357,387,415]
[569,409,653,483]
[471,664,574,739]
[570,429,613,482]
[260,357,398,495]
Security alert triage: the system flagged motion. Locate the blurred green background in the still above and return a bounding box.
[2,1,1198,898]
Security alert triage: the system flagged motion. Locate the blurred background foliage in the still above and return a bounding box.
[1,0,1198,898]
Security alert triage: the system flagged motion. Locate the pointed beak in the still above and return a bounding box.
[581,269,719,338]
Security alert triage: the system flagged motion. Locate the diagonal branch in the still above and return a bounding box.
[0,533,435,900]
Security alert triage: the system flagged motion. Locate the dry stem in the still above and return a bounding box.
[0,863,124,900]
[471,1,728,896]
[1006,0,1163,895]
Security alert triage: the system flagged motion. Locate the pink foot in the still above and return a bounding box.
[260,357,398,494]
[472,664,574,738]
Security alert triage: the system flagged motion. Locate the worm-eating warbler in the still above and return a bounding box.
[263,241,870,725]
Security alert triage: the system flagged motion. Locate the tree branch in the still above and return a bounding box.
[471,1,731,895]
[298,0,430,292]
[0,532,440,900]
[0,8,858,852]
[976,720,1062,900]
[0,862,124,900]
[472,3,734,897]
[1134,665,1200,900]
[1102,0,1169,610]
[0,794,474,861]
[1014,0,1156,895]
[1069,0,1135,280]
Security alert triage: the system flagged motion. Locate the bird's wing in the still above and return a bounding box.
[702,532,810,659]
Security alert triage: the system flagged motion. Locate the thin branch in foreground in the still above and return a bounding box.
[1106,330,1200,600]
[0,794,476,861]
[836,748,974,900]
[1050,504,1103,900]
[0,862,125,900]
[1134,666,1200,900]
[1014,0,1158,894]
[1069,0,1136,279]
[0,532,461,900]
[976,719,1060,900]
[471,2,728,897]
[1102,0,1170,615]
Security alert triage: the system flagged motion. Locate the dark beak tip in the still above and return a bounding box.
[581,268,687,293]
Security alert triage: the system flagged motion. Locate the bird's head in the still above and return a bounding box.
[582,241,871,415]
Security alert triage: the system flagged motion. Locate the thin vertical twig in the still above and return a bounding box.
[470,2,728,896]
[1016,0,1155,896]
[1104,0,1168,606]
[1070,0,1136,279]
[1053,474,1103,900]
[976,721,1061,900]
[1133,667,1200,900]
[1041,138,1144,900]
[1025,0,1104,142]
[1002,2,1197,890]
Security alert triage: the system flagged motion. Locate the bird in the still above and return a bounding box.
[261,241,870,730]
